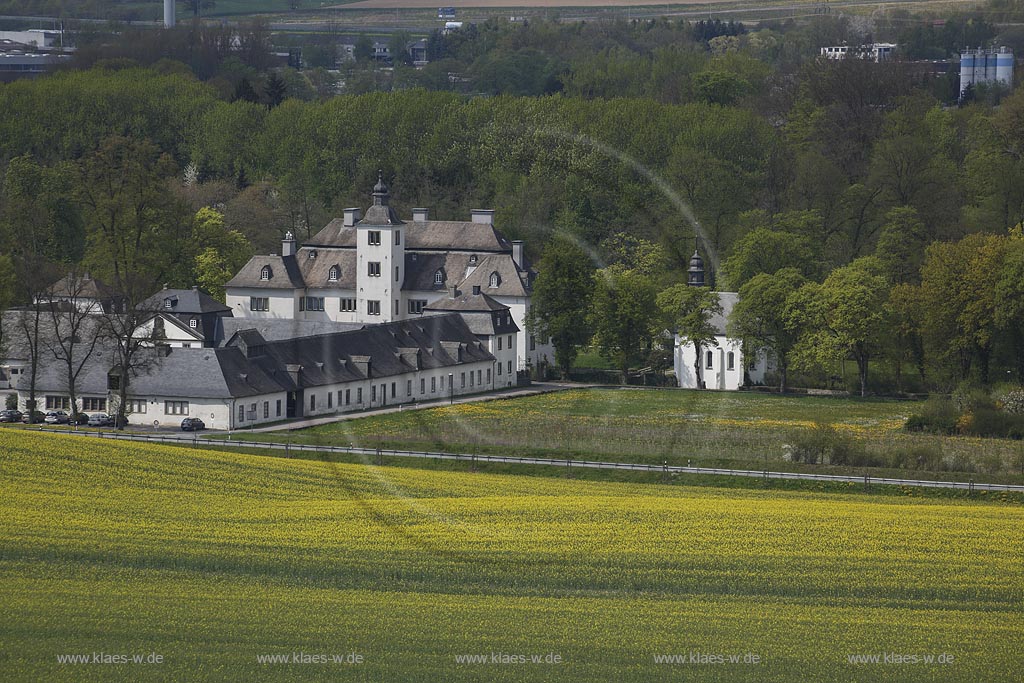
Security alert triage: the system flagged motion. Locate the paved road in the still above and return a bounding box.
[49,429,1024,493]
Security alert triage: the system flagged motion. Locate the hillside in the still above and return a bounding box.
[1,430,1022,681]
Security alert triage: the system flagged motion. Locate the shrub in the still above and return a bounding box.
[997,389,1024,415]
[885,444,944,471]
[789,424,875,466]
[905,397,958,435]
[959,407,1024,439]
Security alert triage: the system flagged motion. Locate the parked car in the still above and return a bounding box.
[43,410,70,424]
[0,409,23,423]
[87,413,115,427]
[21,410,45,424]
[180,417,205,431]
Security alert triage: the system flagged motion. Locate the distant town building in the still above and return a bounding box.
[820,43,897,62]
[960,46,1014,97]
[0,30,64,50]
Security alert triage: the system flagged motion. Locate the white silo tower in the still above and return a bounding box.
[164,0,176,28]
[996,46,1014,84]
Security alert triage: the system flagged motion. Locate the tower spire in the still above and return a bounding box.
[371,170,389,206]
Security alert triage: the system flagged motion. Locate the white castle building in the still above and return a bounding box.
[225,176,551,371]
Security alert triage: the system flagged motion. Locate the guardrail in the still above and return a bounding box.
[36,428,1024,494]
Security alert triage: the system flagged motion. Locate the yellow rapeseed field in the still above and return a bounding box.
[1,429,1021,681]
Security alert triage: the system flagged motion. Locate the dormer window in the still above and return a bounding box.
[163,298,172,309]
[434,269,444,285]
[469,254,478,265]
[260,265,272,281]
[489,272,501,288]
[189,319,198,329]
[328,265,340,282]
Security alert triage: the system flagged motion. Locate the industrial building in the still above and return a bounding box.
[960,46,1014,97]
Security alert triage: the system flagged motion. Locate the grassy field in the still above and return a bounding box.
[235,388,1024,482]
[2,429,1022,681]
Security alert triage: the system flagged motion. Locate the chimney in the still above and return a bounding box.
[472,285,481,295]
[412,207,429,222]
[448,284,459,299]
[470,209,494,225]
[511,240,525,270]
[282,231,296,257]
[343,208,362,227]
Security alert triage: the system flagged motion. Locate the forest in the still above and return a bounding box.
[4,8,1024,401]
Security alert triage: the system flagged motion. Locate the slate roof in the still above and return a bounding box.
[425,290,510,313]
[141,287,231,315]
[424,290,518,336]
[44,273,118,300]
[225,254,306,289]
[709,291,739,336]
[219,318,364,344]
[296,248,357,289]
[306,219,511,253]
[229,313,493,388]
[458,253,530,297]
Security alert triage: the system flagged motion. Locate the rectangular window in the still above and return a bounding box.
[82,397,106,412]
[276,399,282,417]
[408,300,427,315]
[248,403,257,421]
[165,400,189,416]
[727,352,735,371]
[371,385,377,402]
[420,378,426,394]
[345,389,351,405]
[407,379,412,396]
[357,388,363,404]
[470,372,474,387]
[340,298,357,312]
[508,360,512,375]
[440,375,445,391]
[395,266,400,282]
[478,370,482,385]
[395,299,399,315]
[431,377,436,393]
[310,394,316,411]
[126,399,146,414]
[304,297,324,312]
[391,382,396,399]
[45,396,70,410]
[367,300,381,316]
[250,297,269,312]
[368,262,381,277]
[327,391,333,409]
[530,335,536,351]
[338,390,342,407]
[497,336,502,351]
[368,231,381,246]
[395,231,401,246]
[706,351,714,370]
[497,363,501,376]
[461,372,466,388]
[238,405,244,422]
[189,319,198,329]
[508,334,513,349]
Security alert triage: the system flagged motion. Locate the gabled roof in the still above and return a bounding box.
[225,255,305,289]
[424,290,510,313]
[708,291,739,336]
[141,287,231,315]
[44,273,118,300]
[219,317,363,344]
[458,253,530,297]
